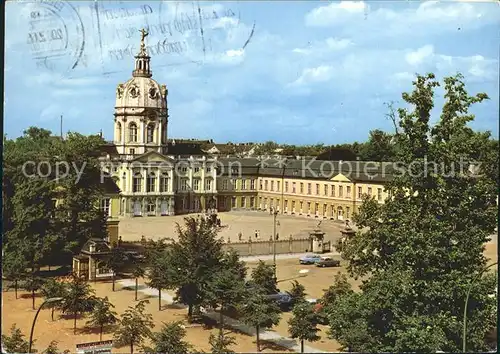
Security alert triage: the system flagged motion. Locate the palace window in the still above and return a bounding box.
[358,186,362,199]
[265,180,268,190]
[147,200,155,213]
[181,166,188,173]
[231,179,237,190]
[339,186,343,198]
[116,122,122,142]
[368,187,372,196]
[193,179,200,191]
[206,167,211,173]
[285,181,289,192]
[331,185,335,197]
[292,200,296,211]
[250,179,255,190]
[346,186,351,198]
[222,180,228,190]
[250,197,255,208]
[232,197,237,208]
[147,173,156,192]
[181,178,188,191]
[101,198,110,217]
[378,188,383,201]
[130,148,135,155]
[300,201,303,211]
[241,197,246,208]
[307,183,311,195]
[129,123,138,142]
[241,179,247,190]
[259,180,263,190]
[160,174,169,192]
[307,202,311,213]
[277,181,280,192]
[205,178,212,191]
[300,183,304,194]
[146,124,155,143]
[271,181,274,191]
[133,173,142,192]
[324,184,328,196]
[315,203,319,214]
[292,182,296,193]
[316,184,320,195]
[194,167,200,173]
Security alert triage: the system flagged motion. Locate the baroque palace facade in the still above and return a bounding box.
[100,31,393,222]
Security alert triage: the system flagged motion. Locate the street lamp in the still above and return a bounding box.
[29,297,64,353]
[462,261,497,353]
[272,209,279,279]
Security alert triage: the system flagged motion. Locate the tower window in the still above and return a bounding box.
[116,122,122,142]
[146,124,155,143]
[129,123,138,142]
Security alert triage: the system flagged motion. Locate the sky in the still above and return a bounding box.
[4,0,499,145]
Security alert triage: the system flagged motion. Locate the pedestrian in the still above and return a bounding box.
[255,230,258,239]
[238,232,242,241]
[276,233,279,241]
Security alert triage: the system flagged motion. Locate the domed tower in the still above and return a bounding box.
[113,29,168,155]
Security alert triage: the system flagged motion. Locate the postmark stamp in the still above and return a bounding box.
[27,0,85,73]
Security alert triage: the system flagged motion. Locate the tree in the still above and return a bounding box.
[23,274,45,310]
[330,73,498,352]
[146,253,169,311]
[162,216,225,321]
[209,330,236,354]
[43,341,70,354]
[1,324,33,353]
[131,258,146,301]
[239,290,281,352]
[206,249,248,333]
[250,261,278,295]
[114,300,154,354]
[287,280,307,305]
[40,278,68,321]
[358,129,396,162]
[145,321,192,354]
[104,246,126,292]
[60,272,97,334]
[288,301,321,353]
[2,250,27,299]
[86,296,118,340]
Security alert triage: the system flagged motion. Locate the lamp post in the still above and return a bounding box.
[29,297,64,353]
[462,261,497,353]
[272,209,279,280]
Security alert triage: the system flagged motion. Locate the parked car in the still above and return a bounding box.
[266,292,294,311]
[316,257,340,267]
[299,254,322,264]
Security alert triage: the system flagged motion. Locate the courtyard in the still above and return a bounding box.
[118,210,348,243]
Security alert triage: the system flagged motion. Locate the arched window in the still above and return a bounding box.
[116,122,122,142]
[146,124,155,143]
[129,123,138,142]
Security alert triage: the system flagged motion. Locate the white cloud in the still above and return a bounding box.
[305,1,369,26]
[292,37,353,56]
[292,65,334,86]
[406,45,435,66]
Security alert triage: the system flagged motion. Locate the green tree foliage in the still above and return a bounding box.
[250,261,278,295]
[114,300,154,354]
[239,290,281,352]
[43,340,70,354]
[132,257,146,301]
[86,296,118,340]
[146,251,169,311]
[60,273,97,334]
[40,278,68,320]
[1,324,32,353]
[287,280,307,305]
[329,73,498,352]
[358,129,397,162]
[206,249,248,332]
[161,216,225,321]
[23,274,45,310]
[2,250,27,299]
[209,330,236,354]
[288,301,321,353]
[145,321,192,354]
[105,246,126,292]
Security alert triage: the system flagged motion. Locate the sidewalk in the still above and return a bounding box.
[118,279,327,353]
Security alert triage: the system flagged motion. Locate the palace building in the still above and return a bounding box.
[100,31,394,221]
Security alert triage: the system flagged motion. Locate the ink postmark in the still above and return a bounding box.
[27,0,85,73]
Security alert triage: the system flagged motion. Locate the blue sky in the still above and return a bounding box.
[4,0,499,145]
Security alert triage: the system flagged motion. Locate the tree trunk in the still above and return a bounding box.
[51,307,54,321]
[130,342,134,354]
[48,265,51,271]
[32,289,35,309]
[135,278,138,301]
[158,289,162,311]
[219,304,224,331]
[112,273,115,292]
[301,339,304,353]
[15,280,18,299]
[256,324,260,352]
[73,312,77,334]
[100,325,103,341]
[188,304,193,322]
